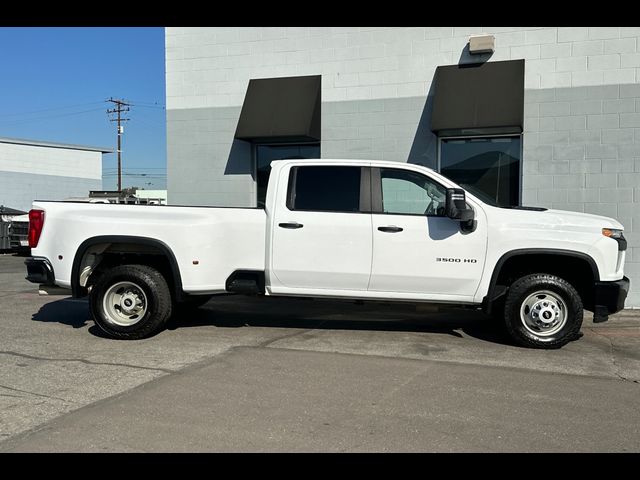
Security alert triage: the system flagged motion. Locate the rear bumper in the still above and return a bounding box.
[594,276,630,315]
[10,235,29,249]
[25,257,55,285]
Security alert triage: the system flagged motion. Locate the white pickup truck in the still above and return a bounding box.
[25,159,629,349]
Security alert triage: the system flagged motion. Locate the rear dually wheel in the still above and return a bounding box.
[89,264,172,340]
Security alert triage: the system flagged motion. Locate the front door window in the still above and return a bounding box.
[380,168,446,216]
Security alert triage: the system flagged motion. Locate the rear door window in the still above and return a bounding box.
[289,166,362,213]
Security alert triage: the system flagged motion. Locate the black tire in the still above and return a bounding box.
[502,273,583,349]
[89,264,172,340]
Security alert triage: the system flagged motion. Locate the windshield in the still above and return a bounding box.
[458,183,500,207]
[458,183,548,212]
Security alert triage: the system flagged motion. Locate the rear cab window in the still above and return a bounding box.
[287,166,364,213]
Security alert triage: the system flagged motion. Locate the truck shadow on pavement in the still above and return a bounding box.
[31,298,91,329]
[168,296,514,346]
[31,296,514,346]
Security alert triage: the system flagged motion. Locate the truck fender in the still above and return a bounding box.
[483,248,600,314]
[71,235,183,299]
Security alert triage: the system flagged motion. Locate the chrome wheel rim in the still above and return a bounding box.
[102,281,148,327]
[519,290,567,337]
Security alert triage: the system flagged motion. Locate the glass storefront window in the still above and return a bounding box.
[255,143,320,207]
[439,136,521,207]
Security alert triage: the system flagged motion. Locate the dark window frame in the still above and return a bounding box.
[437,134,523,207]
[370,167,448,218]
[286,165,371,214]
[254,142,321,208]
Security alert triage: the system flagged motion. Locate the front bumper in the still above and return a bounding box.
[25,257,55,285]
[594,276,630,318]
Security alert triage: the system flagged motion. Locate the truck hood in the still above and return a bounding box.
[483,205,625,232]
[543,208,624,230]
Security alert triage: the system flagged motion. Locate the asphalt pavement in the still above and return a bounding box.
[1,253,639,452]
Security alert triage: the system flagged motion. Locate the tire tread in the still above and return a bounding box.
[89,264,172,340]
[503,273,583,349]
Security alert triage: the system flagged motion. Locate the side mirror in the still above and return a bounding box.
[445,188,475,231]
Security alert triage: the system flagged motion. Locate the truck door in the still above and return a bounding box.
[368,167,487,299]
[270,165,372,291]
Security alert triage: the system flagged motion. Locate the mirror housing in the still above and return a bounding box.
[445,188,475,230]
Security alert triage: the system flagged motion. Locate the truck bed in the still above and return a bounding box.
[31,201,267,293]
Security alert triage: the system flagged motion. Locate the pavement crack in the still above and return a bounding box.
[0,384,69,403]
[0,393,26,399]
[0,351,175,374]
[589,329,638,384]
[257,322,327,348]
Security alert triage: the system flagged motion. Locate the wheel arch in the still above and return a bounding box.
[71,235,183,300]
[484,248,599,313]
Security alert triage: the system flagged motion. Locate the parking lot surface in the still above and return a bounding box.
[1,253,639,452]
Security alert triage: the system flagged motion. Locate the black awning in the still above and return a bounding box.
[235,75,321,143]
[431,59,524,136]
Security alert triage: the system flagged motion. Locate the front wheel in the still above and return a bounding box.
[89,264,173,340]
[502,273,583,349]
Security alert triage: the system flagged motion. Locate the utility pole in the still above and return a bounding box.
[107,98,130,193]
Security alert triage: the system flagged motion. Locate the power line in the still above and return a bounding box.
[104,171,167,174]
[103,171,167,176]
[126,99,166,108]
[132,104,166,110]
[103,174,167,177]
[0,107,106,126]
[0,101,107,118]
[104,167,166,170]
[103,168,167,171]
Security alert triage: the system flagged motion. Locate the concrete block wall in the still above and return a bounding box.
[166,27,640,306]
[515,28,640,307]
[0,143,103,212]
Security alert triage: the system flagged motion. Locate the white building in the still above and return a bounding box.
[0,136,112,212]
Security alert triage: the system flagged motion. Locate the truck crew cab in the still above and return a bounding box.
[24,159,629,349]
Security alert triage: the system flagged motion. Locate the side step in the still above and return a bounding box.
[225,270,265,295]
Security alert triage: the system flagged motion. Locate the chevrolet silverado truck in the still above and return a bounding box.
[24,159,629,348]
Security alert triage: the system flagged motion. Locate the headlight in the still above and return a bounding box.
[602,228,624,239]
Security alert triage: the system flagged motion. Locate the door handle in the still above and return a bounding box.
[378,225,403,233]
[279,222,304,229]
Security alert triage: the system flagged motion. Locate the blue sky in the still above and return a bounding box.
[0,27,166,190]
